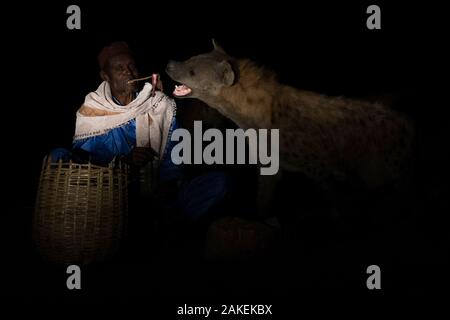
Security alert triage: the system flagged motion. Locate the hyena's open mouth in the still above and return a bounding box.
[173,84,192,98]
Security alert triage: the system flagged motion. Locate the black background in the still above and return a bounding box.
[1,0,449,310]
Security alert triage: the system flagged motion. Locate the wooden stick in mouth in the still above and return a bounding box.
[127,75,153,84]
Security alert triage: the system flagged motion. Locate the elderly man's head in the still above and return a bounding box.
[98,42,140,97]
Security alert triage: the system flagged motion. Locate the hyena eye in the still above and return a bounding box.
[189,69,195,76]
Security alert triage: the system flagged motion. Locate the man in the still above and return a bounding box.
[73,41,174,168]
[51,41,230,223]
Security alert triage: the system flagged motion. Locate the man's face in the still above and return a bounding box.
[102,53,140,95]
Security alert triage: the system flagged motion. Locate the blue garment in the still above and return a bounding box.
[73,120,136,165]
[72,118,183,181]
[49,148,73,162]
[50,114,230,220]
[159,118,185,182]
[178,172,231,220]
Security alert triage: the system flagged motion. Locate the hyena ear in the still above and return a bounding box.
[212,38,227,55]
[220,60,235,86]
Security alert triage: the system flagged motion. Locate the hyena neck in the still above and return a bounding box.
[198,94,251,129]
[209,59,280,129]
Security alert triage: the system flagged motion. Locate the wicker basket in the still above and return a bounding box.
[33,158,129,265]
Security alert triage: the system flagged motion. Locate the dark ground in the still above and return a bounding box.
[1,0,449,312]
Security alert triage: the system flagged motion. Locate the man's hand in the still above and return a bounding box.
[128,147,158,167]
[150,73,163,96]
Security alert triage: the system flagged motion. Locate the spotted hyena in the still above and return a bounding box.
[166,40,414,215]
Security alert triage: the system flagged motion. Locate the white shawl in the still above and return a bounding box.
[73,81,176,159]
